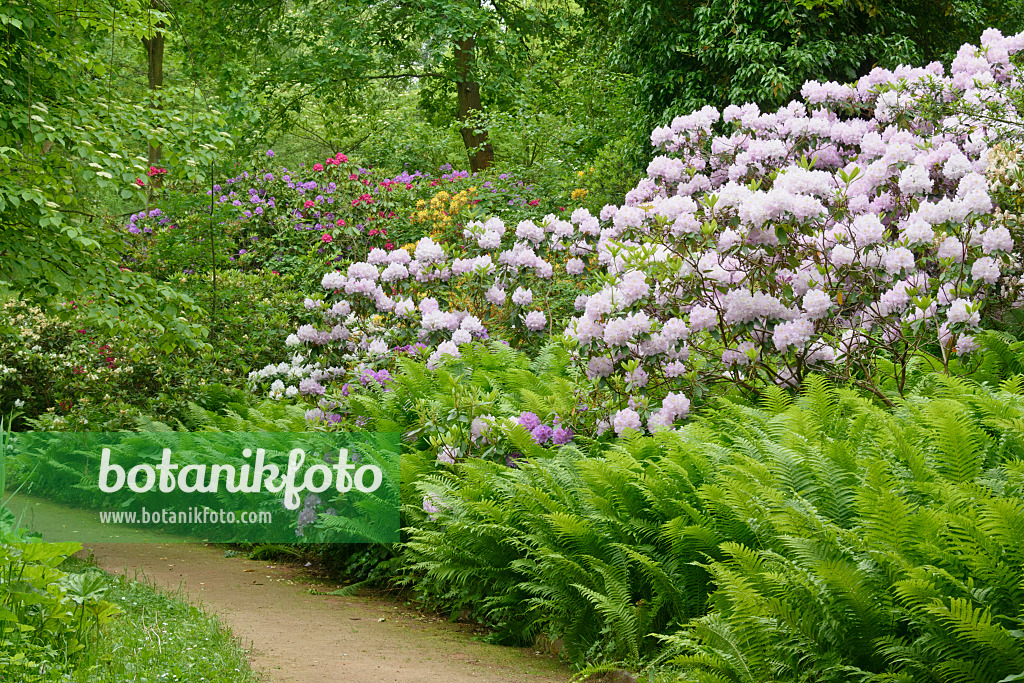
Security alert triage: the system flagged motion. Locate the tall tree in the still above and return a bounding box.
[183,0,570,171]
[142,0,165,175]
[454,36,494,170]
[0,0,230,350]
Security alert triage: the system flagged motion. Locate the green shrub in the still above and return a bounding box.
[2,269,306,429]
[0,541,120,681]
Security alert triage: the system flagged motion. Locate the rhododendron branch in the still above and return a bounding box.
[852,377,894,408]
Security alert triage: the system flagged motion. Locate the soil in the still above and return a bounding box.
[8,494,569,683]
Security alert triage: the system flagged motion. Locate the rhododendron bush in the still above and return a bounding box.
[565,29,1024,431]
[119,155,558,279]
[247,212,602,422]
[255,29,1024,439]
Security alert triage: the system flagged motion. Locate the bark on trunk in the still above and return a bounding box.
[454,38,493,172]
[142,2,164,184]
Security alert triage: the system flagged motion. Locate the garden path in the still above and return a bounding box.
[8,493,567,683]
[85,541,568,683]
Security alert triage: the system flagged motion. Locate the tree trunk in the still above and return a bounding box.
[142,2,164,184]
[454,38,493,172]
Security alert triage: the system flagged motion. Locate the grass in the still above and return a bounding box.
[64,557,260,683]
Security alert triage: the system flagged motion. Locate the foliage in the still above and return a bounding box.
[344,340,589,464]
[586,0,1024,126]
[0,540,120,680]
[0,299,165,430]
[0,269,305,429]
[665,375,1024,682]
[0,0,231,351]
[400,375,1024,677]
[207,0,572,168]
[480,40,642,203]
[404,434,713,665]
[124,152,561,280]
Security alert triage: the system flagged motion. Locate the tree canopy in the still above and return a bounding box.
[0,0,230,349]
[583,0,1024,126]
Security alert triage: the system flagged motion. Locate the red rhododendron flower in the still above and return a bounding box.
[313,163,324,172]
[336,153,348,163]
[336,219,346,227]
[304,200,315,209]
[321,233,333,243]
[135,178,145,186]
[528,199,540,206]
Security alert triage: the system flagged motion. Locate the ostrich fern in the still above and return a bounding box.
[667,379,1024,683]
[400,372,1024,678]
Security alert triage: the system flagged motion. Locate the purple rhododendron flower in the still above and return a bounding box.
[518,411,541,431]
[531,424,553,444]
[552,427,574,445]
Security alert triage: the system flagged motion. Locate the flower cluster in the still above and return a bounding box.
[516,411,574,445]
[0,300,148,428]
[126,208,172,235]
[127,154,559,277]
[246,29,1024,440]
[411,187,478,235]
[247,206,603,429]
[269,210,598,366]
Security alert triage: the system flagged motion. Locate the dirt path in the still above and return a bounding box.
[86,542,569,683]
[9,495,569,683]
